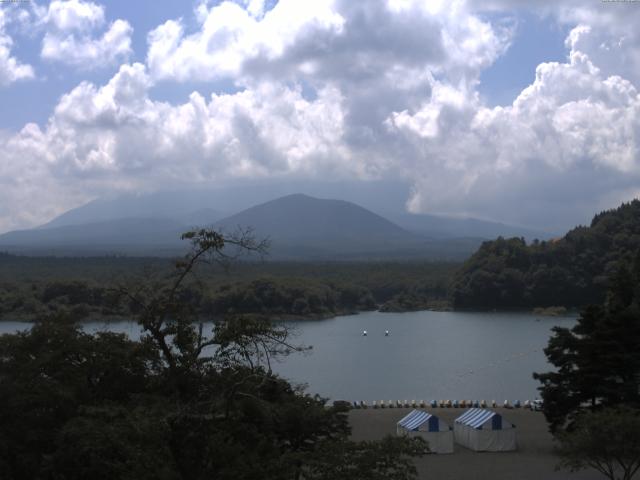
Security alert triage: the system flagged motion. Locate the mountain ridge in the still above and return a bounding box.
[0,192,545,260]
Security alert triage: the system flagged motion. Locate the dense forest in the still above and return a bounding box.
[0,230,425,479]
[450,200,640,310]
[0,255,456,321]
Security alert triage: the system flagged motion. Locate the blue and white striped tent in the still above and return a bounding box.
[454,408,516,452]
[396,410,453,454]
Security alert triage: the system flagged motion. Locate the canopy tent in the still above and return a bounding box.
[454,408,516,452]
[396,409,454,454]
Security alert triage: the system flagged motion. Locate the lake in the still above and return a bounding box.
[0,310,575,403]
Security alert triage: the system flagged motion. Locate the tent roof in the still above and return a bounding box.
[397,410,436,431]
[455,408,500,429]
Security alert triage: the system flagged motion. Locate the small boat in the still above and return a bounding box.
[430,400,438,408]
[388,400,394,408]
[419,399,425,408]
[480,400,487,408]
[380,400,386,408]
[453,400,459,408]
[372,401,378,409]
[473,400,480,408]
[514,400,521,408]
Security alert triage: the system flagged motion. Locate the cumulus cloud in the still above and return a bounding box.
[0,9,35,86]
[147,0,346,82]
[0,62,351,232]
[39,0,132,68]
[1,0,638,233]
[390,45,639,230]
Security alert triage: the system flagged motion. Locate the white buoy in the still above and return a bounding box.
[363,330,367,336]
[385,330,389,336]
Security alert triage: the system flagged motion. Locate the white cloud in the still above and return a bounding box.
[0,62,351,232]
[1,0,639,234]
[389,43,639,230]
[147,0,346,82]
[45,0,104,31]
[0,9,35,86]
[40,0,132,68]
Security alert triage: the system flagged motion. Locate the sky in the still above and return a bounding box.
[0,0,639,234]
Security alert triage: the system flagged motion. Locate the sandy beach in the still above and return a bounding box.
[348,407,603,480]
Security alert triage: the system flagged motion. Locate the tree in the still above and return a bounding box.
[0,228,426,479]
[556,406,640,480]
[0,318,159,479]
[533,261,640,432]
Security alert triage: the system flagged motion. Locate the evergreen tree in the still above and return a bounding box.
[534,258,640,432]
[0,229,426,479]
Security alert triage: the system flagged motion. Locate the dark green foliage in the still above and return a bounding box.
[533,260,640,432]
[556,406,640,480]
[0,255,457,321]
[0,319,159,479]
[451,200,640,309]
[0,230,425,480]
[203,277,376,318]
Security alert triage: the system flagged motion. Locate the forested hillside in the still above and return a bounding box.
[0,256,455,321]
[450,200,640,309]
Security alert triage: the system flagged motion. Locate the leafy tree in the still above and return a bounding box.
[451,200,640,310]
[0,318,158,479]
[0,228,426,479]
[556,406,640,480]
[534,261,640,432]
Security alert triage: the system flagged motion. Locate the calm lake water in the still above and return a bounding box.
[0,310,575,402]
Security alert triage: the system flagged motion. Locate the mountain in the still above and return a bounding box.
[213,193,434,259]
[40,191,224,229]
[216,193,409,240]
[1,190,552,260]
[389,213,554,241]
[37,187,552,240]
[0,218,188,256]
[0,193,488,259]
[449,199,640,309]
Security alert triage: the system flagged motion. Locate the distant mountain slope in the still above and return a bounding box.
[450,199,640,309]
[213,194,437,259]
[0,218,187,255]
[389,213,554,241]
[216,194,409,240]
[41,191,223,229]
[0,192,499,260]
[39,188,551,241]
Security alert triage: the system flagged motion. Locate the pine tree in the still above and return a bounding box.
[534,257,640,432]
